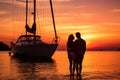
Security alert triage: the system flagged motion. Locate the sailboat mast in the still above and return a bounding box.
[34,0,36,24]
[33,0,36,38]
[26,0,28,35]
[26,0,28,25]
[50,0,58,43]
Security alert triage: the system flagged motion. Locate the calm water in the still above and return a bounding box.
[0,51,120,80]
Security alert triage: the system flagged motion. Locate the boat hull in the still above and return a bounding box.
[12,44,58,58]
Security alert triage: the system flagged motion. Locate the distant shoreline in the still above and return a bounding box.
[0,42,10,51]
[57,50,120,51]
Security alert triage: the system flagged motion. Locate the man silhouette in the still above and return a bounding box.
[74,32,86,78]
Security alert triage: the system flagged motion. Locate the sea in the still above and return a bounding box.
[0,51,120,80]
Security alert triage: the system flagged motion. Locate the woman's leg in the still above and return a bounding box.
[69,59,72,76]
[73,60,76,76]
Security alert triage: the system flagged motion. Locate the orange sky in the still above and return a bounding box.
[0,0,120,50]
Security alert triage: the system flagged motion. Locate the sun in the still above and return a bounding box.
[82,34,100,49]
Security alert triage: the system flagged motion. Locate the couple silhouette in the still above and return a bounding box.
[67,32,86,79]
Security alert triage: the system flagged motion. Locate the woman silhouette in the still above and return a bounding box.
[67,34,75,77]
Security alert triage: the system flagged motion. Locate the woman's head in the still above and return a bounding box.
[68,34,74,41]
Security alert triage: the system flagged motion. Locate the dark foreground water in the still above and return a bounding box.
[0,51,120,80]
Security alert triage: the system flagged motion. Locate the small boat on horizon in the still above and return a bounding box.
[11,0,58,58]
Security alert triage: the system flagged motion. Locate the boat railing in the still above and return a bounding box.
[51,37,59,44]
[16,35,41,42]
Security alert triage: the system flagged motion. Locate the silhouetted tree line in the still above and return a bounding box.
[0,42,10,51]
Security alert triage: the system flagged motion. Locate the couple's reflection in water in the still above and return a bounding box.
[70,75,82,80]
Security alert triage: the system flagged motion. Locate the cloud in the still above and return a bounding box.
[53,0,70,1]
[103,22,120,25]
[0,11,7,15]
[38,0,70,1]
[112,9,120,12]
[0,2,13,19]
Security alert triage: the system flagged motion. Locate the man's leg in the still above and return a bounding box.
[79,56,84,75]
[79,63,82,74]
[69,59,72,76]
[76,63,78,74]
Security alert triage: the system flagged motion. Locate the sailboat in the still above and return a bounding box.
[11,0,58,58]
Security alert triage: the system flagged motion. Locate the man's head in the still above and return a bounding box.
[76,32,81,38]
